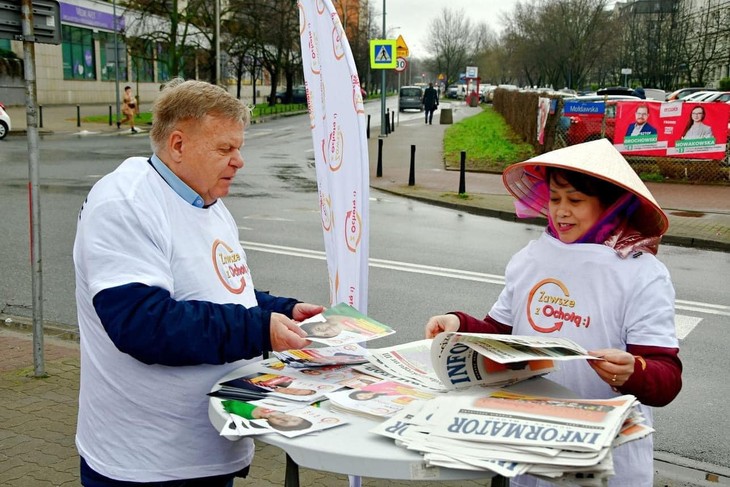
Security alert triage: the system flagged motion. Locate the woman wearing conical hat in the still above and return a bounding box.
[426,139,682,487]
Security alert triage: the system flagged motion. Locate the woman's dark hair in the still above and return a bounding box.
[546,167,625,208]
[681,105,706,138]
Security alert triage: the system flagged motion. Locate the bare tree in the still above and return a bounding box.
[121,0,208,81]
[427,8,475,86]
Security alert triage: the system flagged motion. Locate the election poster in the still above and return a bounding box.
[614,100,729,159]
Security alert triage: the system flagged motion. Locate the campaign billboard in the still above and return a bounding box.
[614,101,729,159]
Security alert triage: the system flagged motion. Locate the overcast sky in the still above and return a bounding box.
[382,0,520,57]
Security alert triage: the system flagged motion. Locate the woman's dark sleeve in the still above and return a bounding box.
[450,312,512,335]
[617,344,682,407]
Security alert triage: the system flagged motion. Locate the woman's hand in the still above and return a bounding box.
[587,349,635,388]
[425,314,460,339]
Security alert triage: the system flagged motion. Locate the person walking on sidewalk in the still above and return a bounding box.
[117,85,138,133]
[425,139,682,487]
[73,78,323,486]
[422,82,439,125]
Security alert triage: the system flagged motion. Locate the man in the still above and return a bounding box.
[625,104,657,137]
[422,82,439,125]
[74,78,323,486]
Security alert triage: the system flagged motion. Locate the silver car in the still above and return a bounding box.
[399,86,423,112]
[0,102,11,140]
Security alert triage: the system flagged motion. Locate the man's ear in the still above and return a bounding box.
[168,130,185,163]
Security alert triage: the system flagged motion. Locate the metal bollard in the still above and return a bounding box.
[109,105,113,126]
[39,105,43,128]
[408,145,416,186]
[77,105,81,127]
[459,151,466,194]
[376,138,383,178]
[391,110,395,133]
[367,114,370,139]
[385,108,390,135]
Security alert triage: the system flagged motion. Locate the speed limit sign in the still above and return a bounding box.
[395,56,407,72]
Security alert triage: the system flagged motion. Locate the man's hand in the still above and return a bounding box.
[270,313,311,351]
[425,314,460,339]
[292,303,325,322]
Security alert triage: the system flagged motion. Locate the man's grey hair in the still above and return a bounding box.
[149,79,251,151]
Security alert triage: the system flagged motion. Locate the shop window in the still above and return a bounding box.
[99,32,127,82]
[62,25,96,80]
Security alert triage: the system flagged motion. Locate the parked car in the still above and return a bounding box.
[703,91,730,103]
[0,102,11,140]
[398,86,423,112]
[682,91,719,102]
[666,87,716,102]
[642,88,667,101]
[271,85,307,104]
[596,86,635,97]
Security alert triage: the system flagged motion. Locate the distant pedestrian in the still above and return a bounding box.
[117,85,138,133]
[422,82,439,125]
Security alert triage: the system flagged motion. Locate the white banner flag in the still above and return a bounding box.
[298,0,370,313]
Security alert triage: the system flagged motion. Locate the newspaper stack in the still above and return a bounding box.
[371,389,652,486]
[363,333,653,485]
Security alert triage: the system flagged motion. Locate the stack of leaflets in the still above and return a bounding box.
[211,371,345,403]
[326,380,436,419]
[295,302,396,346]
[354,339,447,392]
[273,343,371,367]
[371,389,652,485]
[259,358,383,389]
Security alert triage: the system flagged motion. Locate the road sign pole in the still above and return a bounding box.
[21,0,45,377]
[397,72,400,127]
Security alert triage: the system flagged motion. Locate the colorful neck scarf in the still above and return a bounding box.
[546,192,660,257]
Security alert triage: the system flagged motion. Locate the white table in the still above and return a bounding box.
[209,364,571,486]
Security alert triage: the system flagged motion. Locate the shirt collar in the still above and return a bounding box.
[149,154,205,208]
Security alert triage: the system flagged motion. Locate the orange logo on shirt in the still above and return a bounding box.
[526,278,591,333]
[211,239,248,294]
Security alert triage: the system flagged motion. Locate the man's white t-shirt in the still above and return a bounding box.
[74,157,259,481]
[489,233,677,487]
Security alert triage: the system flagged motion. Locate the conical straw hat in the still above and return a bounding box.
[502,139,669,237]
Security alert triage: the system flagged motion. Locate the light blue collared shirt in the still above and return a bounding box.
[149,154,205,208]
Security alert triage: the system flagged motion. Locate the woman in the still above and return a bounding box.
[681,105,713,139]
[117,85,138,133]
[425,139,682,487]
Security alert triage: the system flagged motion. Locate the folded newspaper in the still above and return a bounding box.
[370,389,650,485]
[431,332,599,389]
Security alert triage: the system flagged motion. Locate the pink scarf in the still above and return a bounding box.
[546,193,661,258]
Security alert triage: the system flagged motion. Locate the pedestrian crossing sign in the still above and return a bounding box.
[369,39,397,69]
